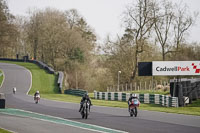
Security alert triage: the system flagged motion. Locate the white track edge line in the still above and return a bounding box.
[3,108,128,133]
[0,126,17,133]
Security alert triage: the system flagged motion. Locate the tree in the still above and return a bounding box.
[153,0,174,61]
[173,2,198,58]
[122,0,156,80]
[26,10,42,60]
[176,42,200,61]
[104,36,136,84]
[0,0,17,58]
[65,9,80,29]
[25,8,97,89]
[13,16,29,57]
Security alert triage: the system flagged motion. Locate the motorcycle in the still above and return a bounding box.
[34,94,40,104]
[129,99,140,117]
[80,100,90,119]
[13,87,16,94]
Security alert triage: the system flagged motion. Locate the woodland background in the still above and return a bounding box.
[0,0,200,92]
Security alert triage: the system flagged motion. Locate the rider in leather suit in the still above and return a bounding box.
[128,94,138,112]
[79,93,92,112]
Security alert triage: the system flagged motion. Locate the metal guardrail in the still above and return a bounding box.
[64,89,87,97]
[0,58,55,74]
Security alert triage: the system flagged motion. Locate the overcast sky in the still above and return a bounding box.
[7,0,200,43]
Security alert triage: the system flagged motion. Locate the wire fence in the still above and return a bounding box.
[107,80,170,92]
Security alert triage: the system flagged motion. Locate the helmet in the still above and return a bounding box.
[132,93,137,98]
[36,91,39,93]
[84,93,88,98]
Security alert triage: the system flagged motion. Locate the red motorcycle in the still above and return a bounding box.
[129,99,140,117]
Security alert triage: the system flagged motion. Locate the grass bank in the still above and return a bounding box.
[0,69,3,86]
[0,128,11,133]
[0,61,59,95]
[1,61,200,116]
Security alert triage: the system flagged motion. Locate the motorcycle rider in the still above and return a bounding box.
[13,87,16,94]
[34,90,40,100]
[128,93,139,112]
[79,93,92,112]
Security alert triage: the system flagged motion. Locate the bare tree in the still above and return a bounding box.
[153,0,174,61]
[123,0,156,80]
[65,9,80,29]
[173,3,198,53]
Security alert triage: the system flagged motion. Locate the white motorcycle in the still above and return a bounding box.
[34,94,40,104]
[80,100,90,119]
[13,87,16,94]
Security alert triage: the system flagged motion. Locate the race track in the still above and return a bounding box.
[0,62,200,133]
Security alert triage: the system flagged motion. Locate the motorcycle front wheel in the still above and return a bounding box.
[85,108,88,119]
[130,109,134,117]
[81,112,85,119]
[134,107,137,117]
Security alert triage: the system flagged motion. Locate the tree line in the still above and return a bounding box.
[0,0,199,92]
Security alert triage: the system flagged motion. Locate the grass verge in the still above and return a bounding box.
[42,93,200,116]
[0,128,11,133]
[0,61,59,95]
[0,69,3,86]
[1,61,200,116]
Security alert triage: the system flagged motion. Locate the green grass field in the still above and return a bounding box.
[0,61,59,95]
[0,69,3,86]
[1,61,200,116]
[0,128,11,133]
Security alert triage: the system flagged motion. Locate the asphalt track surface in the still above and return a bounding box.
[0,62,200,133]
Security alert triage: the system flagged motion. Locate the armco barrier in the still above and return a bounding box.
[29,60,55,74]
[94,91,178,107]
[64,89,87,96]
[0,58,55,74]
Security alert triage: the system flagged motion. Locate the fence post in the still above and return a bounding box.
[155,80,157,87]
[130,83,132,92]
[152,76,154,92]
[135,82,137,91]
[149,81,151,91]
